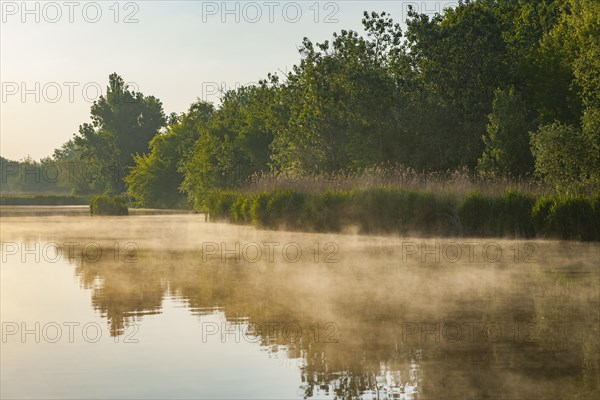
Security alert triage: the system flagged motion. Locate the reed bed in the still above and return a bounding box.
[245,165,550,198]
[202,187,600,241]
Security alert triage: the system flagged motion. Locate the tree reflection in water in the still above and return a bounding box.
[65,241,599,400]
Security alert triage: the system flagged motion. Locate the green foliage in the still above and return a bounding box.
[125,133,181,209]
[199,187,598,240]
[581,106,600,188]
[307,191,352,232]
[180,86,276,206]
[270,14,403,173]
[532,194,600,240]
[204,188,457,236]
[531,195,555,235]
[500,191,538,237]
[51,139,106,195]
[405,1,511,169]
[346,189,454,235]
[478,87,534,178]
[89,194,129,216]
[231,194,255,224]
[40,2,597,218]
[126,101,214,209]
[545,0,600,111]
[73,74,166,194]
[458,191,495,237]
[0,194,89,206]
[458,190,536,237]
[0,156,71,194]
[203,191,238,221]
[530,122,597,192]
[249,193,271,227]
[265,190,308,229]
[526,0,600,193]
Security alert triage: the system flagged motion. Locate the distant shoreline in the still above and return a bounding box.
[0,204,194,217]
[0,194,89,206]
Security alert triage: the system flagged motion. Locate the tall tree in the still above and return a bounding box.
[74,73,165,193]
[478,87,535,178]
[404,0,510,169]
[180,84,278,208]
[126,101,214,208]
[270,12,403,173]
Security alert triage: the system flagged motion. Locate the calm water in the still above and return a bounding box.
[1,206,599,399]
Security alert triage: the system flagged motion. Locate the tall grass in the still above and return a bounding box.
[532,194,600,241]
[203,188,457,236]
[201,187,599,241]
[203,191,237,221]
[246,165,548,196]
[458,191,537,237]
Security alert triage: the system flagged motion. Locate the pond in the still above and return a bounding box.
[1,207,598,399]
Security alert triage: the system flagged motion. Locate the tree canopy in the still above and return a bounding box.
[35,0,599,206]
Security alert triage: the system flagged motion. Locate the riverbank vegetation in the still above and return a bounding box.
[201,188,600,241]
[0,194,89,206]
[2,0,598,237]
[89,195,129,216]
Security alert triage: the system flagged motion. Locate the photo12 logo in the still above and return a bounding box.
[401,321,539,344]
[200,81,259,103]
[399,241,539,264]
[1,1,140,24]
[200,241,339,263]
[201,321,339,344]
[1,160,125,185]
[400,2,459,20]
[2,321,140,344]
[1,81,140,104]
[1,241,139,264]
[200,1,340,24]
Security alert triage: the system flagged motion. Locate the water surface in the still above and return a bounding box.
[1,207,598,399]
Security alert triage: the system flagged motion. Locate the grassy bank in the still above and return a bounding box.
[0,194,90,206]
[201,188,600,241]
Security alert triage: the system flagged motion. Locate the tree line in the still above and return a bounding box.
[4,0,598,207]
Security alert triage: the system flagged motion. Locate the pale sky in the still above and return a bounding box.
[1,1,456,161]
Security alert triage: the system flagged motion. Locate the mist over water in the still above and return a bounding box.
[1,207,599,399]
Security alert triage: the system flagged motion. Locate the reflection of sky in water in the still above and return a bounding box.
[1,211,598,399]
[1,259,302,399]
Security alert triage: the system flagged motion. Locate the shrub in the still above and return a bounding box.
[533,194,600,241]
[458,190,536,237]
[532,196,555,236]
[231,195,245,223]
[242,195,255,223]
[310,191,352,232]
[231,194,254,224]
[330,188,455,235]
[495,191,536,237]
[89,195,129,216]
[197,188,599,241]
[404,190,457,236]
[477,87,534,179]
[530,122,595,192]
[265,190,308,229]
[204,191,238,221]
[249,193,271,227]
[354,188,399,233]
[458,191,496,236]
